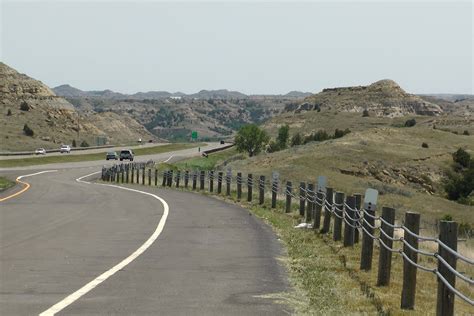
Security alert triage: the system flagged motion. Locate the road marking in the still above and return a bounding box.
[39,171,170,316]
[0,170,57,202]
[162,155,174,163]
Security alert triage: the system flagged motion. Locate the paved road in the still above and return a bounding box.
[0,142,224,172]
[0,155,291,314]
[0,142,162,160]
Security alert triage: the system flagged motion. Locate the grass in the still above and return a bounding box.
[109,174,473,315]
[0,143,204,168]
[225,113,474,226]
[0,176,15,191]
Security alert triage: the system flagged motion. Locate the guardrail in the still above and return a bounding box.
[100,164,473,315]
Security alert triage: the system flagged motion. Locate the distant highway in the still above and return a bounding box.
[0,145,291,315]
[0,142,222,171]
[0,142,165,160]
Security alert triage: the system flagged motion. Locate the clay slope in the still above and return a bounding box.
[0,63,154,151]
[286,79,443,117]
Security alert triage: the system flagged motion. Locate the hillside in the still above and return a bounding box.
[0,63,155,151]
[227,114,474,224]
[285,80,443,117]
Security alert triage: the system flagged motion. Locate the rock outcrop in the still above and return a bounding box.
[287,79,443,117]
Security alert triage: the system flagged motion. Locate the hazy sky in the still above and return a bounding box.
[1,0,472,94]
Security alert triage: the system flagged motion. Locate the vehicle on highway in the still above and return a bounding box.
[35,148,46,155]
[220,140,225,144]
[106,151,118,160]
[119,149,134,161]
[59,145,71,153]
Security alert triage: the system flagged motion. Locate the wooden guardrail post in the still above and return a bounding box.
[162,171,167,187]
[314,191,324,230]
[209,171,214,192]
[354,193,362,243]
[436,221,458,316]
[167,170,173,187]
[142,167,145,185]
[401,212,420,310]
[299,182,306,217]
[377,207,395,286]
[360,202,376,270]
[126,167,130,183]
[271,178,277,209]
[226,172,231,196]
[154,169,158,186]
[176,170,181,188]
[121,168,125,183]
[184,170,189,188]
[343,196,356,247]
[259,175,265,205]
[247,174,253,202]
[136,167,140,184]
[192,172,197,190]
[285,181,292,213]
[321,188,333,234]
[148,169,151,185]
[333,192,344,241]
[200,171,205,190]
[236,172,242,200]
[306,183,314,223]
[131,167,134,184]
[217,172,223,194]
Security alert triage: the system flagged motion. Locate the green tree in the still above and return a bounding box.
[452,148,470,168]
[235,124,269,157]
[23,124,34,136]
[404,118,417,127]
[276,124,289,149]
[290,133,303,147]
[72,139,77,147]
[362,109,369,117]
[6,109,12,116]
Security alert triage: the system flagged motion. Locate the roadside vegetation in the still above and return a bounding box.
[0,176,15,191]
[0,143,204,168]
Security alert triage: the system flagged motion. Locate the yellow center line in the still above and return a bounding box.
[0,178,30,202]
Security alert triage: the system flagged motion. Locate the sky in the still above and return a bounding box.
[1,0,473,95]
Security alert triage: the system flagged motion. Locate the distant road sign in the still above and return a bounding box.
[191,131,198,140]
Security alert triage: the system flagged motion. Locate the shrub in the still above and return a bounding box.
[72,139,77,147]
[6,109,12,116]
[441,214,453,221]
[23,124,34,136]
[334,128,351,139]
[276,124,289,150]
[267,141,280,153]
[80,140,89,147]
[404,118,416,127]
[362,109,369,117]
[421,142,429,148]
[20,101,30,111]
[463,130,470,135]
[290,133,303,147]
[452,148,470,168]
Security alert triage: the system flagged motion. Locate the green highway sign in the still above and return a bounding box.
[191,131,198,140]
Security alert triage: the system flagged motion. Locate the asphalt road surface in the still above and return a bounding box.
[0,151,291,315]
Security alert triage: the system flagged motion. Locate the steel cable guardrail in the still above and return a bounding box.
[101,165,474,312]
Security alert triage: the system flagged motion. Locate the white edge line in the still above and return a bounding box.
[17,170,58,180]
[162,155,174,163]
[39,171,169,316]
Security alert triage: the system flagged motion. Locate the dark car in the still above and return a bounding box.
[106,151,118,160]
[220,140,225,144]
[119,149,134,161]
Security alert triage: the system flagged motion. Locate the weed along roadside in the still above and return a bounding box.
[101,162,473,315]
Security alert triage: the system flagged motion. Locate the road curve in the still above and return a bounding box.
[0,166,291,315]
